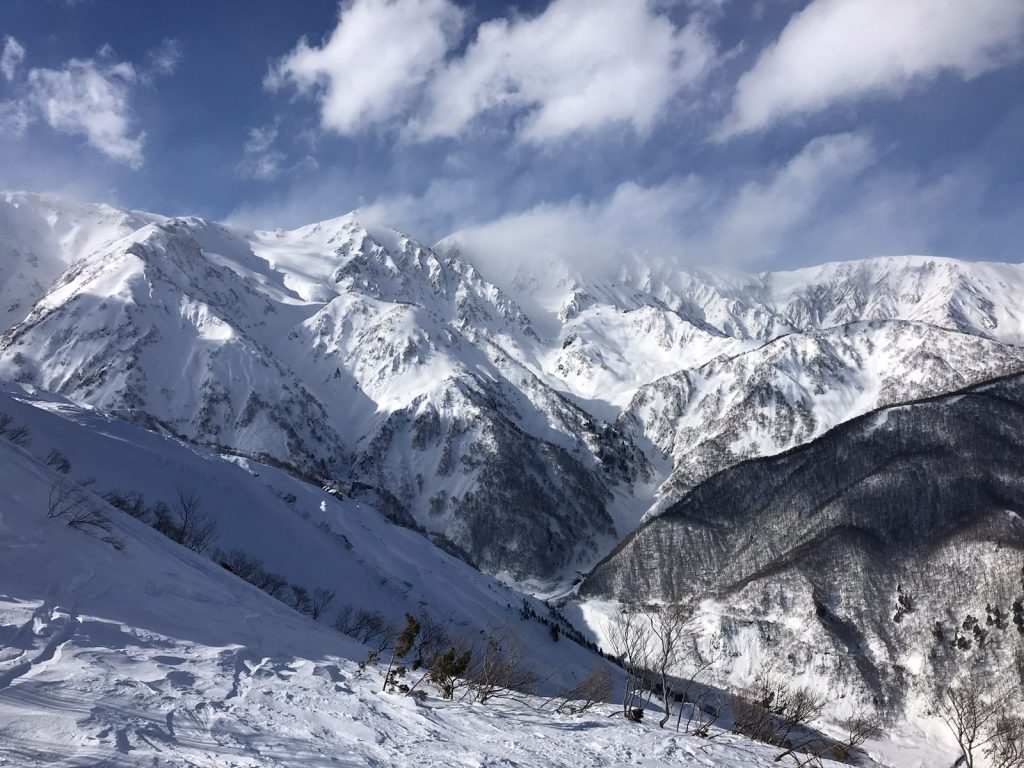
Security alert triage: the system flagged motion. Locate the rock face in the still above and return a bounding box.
[582,372,1024,711]
[2,191,1024,586]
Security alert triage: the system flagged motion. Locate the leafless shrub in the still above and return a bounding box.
[44,449,72,474]
[6,423,30,446]
[334,605,397,652]
[310,587,336,620]
[47,480,110,531]
[412,613,451,669]
[730,661,826,760]
[545,665,615,714]
[289,584,312,615]
[153,490,218,553]
[733,690,778,743]
[466,627,539,704]
[101,489,148,519]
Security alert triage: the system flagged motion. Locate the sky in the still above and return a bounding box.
[0,0,1022,272]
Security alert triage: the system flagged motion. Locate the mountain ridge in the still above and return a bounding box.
[3,191,1024,585]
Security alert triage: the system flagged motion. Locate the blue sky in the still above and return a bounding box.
[1,0,1022,270]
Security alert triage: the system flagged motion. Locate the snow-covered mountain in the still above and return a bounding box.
[580,371,1024,717]
[0,195,650,583]
[621,320,1024,512]
[1,382,844,768]
[2,191,1023,766]
[3,192,1024,586]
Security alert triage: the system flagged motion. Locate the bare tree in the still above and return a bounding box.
[544,665,615,714]
[676,639,725,733]
[154,490,218,553]
[986,715,1024,768]
[774,687,826,757]
[608,605,651,720]
[689,690,726,738]
[466,627,539,704]
[47,480,110,531]
[642,603,695,728]
[837,705,884,756]
[310,587,336,620]
[935,674,1008,768]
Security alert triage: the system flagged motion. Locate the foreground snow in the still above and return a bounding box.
[1,433,839,768]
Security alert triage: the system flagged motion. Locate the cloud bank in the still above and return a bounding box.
[267,0,715,142]
[719,0,1024,138]
[266,0,465,135]
[0,39,182,167]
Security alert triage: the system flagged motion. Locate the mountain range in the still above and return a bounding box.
[4,191,1024,588]
[2,191,1024,757]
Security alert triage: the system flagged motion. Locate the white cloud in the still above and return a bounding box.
[0,99,31,135]
[442,179,700,274]
[238,124,287,180]
[266,0,465,135]
[416,0,716,142]
[0,42,182,168]
[719,0,1024,139]
[25,57,144,167]
[1,36,25,81]
[267,0,716,143]
[706,132,875,260]
[443,132,875,277]
[147,38,183,76]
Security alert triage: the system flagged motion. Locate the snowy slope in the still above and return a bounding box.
[3,193,1024,583]
[0,192,161,329]
[622,320,1024,511]
[0,398,848,767]
[764,255,1024,344]
[581,371,1024,728]
[0,381,599,666]
[0,201,648,583]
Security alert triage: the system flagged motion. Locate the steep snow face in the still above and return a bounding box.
[764,256,1024,344]
[0,197,649,584]
[0,222,350,477]
[0,381,596,671]
[621,321,1024,511]
[0,406,852,767]
[0,192,161,328]
[582,372,1024,717]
